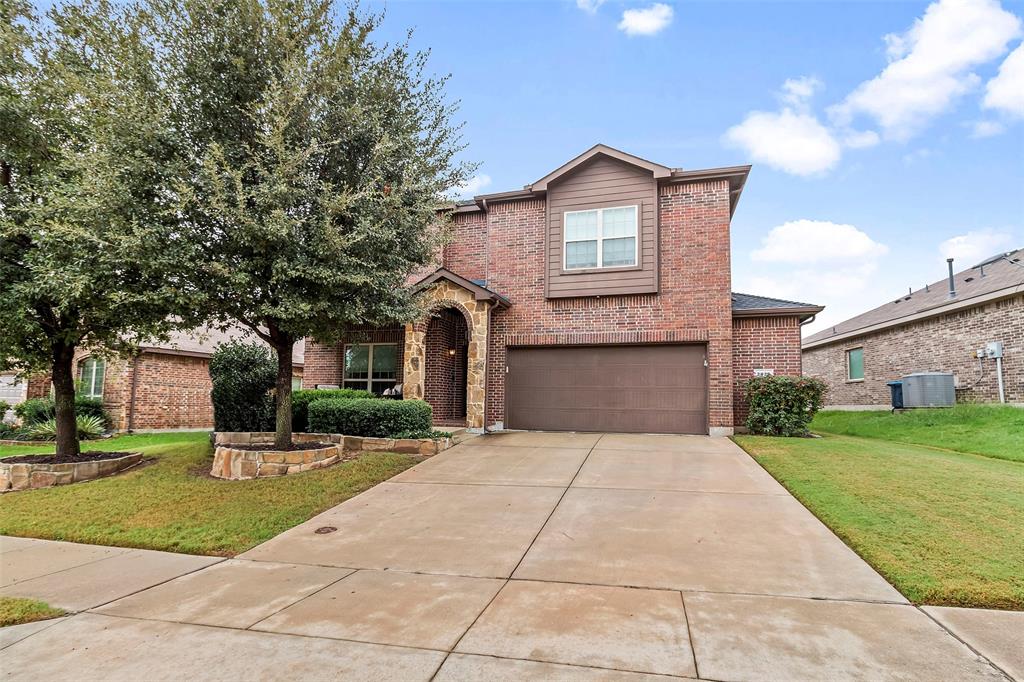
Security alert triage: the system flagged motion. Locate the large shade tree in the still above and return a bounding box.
[150,0,473,448]
[0,0,192,456]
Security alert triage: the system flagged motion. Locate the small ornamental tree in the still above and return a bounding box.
[743,375,827,437]
[0,1,194,457]
[149,0,473,448]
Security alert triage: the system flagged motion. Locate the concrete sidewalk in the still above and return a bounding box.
[2,432,1020,680]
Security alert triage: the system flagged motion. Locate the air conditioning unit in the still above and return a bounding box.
[901,372,955,408]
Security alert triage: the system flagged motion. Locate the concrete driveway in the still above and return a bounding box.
[2,432,1014,680]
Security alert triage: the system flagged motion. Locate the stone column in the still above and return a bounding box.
[402,322,426,400]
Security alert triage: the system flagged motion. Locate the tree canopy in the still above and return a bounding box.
[150,0,473,446]
[0,0,194,456]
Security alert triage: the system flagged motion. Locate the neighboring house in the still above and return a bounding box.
[11,327,304,432]
[803,249,1024,407]
[304,144,822,435]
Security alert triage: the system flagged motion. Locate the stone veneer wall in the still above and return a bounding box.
[1,453,142,492]
[803,294,1023,406]
[211,431,451,480]
[403,280,491,430]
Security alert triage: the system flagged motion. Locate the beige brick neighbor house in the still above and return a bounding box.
[5,327,304,432]
[304,145,823,435]
[803,248,1023,407]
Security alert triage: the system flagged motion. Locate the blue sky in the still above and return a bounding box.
[29,0,1024,334]
[364,0,1024,334]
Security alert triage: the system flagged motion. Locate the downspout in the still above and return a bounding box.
[483,302,493,433]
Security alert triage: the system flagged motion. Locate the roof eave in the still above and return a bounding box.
[801,285,1024,350]
[733,305,823,321]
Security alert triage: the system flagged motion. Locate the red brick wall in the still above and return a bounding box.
[803,294,1023,406]
[443,211,488,283]
[126,353,214,430]
[303,327,406,390]
[457,179,735,430]
[424,308,468,423]
[732,316,803,425]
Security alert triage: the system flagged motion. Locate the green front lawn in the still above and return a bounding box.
[811,405,1024,463]
[734,433,1024,610]
[0,432,416,556]
[0,597,64,628]
[0,431,212,459]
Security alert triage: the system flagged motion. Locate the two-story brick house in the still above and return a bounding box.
[304,145,822,435]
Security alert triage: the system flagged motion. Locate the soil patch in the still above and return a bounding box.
[4,450,140,465]
[226,442,331,452]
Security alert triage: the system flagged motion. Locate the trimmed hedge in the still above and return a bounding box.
[209,341,276,432]
[292,388,375,432]
[308,398,432,438]
[13,396,109,427]
[743,375,827,437]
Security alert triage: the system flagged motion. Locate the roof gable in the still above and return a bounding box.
[528,144,672,192]
[412,268,511,307]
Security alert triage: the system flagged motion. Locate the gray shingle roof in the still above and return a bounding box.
[731,292,821,312]
[803,247,1024,347]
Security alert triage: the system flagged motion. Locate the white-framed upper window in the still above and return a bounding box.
[78,357,105,399]
[563,205,638,270]
[343,343,398,395]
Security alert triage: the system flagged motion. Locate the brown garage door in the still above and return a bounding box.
[505,345,708,434]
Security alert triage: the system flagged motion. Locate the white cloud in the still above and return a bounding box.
[618,3,673,36]
[780,76,822,109]
[751,219,889,264]
[724,109,841,176]
[969,119,1006,137]
[939,229,1014,262]
[576,0,605,14]
[455,174,491,198]
[842,129,881,148]
[984,42,1024,117]
[829,0,1022,140]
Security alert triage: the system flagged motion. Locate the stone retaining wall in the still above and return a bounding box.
[211,431,452,481]
[0,453,143,492]
[211,444,341,480]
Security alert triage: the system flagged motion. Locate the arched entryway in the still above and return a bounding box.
[423,307,470,426]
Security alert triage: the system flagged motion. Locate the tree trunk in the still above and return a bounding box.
[269,325,295,450]
[52,342,80,458]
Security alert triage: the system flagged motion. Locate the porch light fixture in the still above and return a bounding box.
[447,348,457,356]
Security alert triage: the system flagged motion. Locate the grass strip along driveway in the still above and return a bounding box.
[0,432,417,556]
[734,432,1023,610]
[811,405,1024,463]
[0,597,65,627]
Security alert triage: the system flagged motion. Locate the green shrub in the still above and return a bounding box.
[0,400,9,416]
[13,396,109,426]
[18,415,107,441]
[308,398,432,438]
[209,341,276,432]
[292,388,375,432]
[744,375,827,437]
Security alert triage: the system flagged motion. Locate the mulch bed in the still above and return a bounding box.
[225,442,332,452]
[3,450,139,465]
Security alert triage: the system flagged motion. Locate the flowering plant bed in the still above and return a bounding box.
[0,451,143,492]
